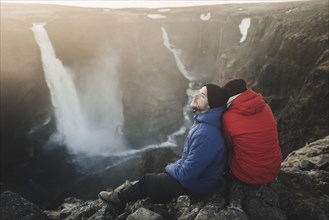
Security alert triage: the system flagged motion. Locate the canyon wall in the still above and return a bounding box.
[1,0,328,208]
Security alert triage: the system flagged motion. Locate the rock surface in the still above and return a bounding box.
[41,136,328,220]
[2,136,328,219]
[1,136,329,220]
[0,191,50,220]
[281,135,329,197]
[212,0,329,157]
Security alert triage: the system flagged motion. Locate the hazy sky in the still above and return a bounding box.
[2,0,305,8]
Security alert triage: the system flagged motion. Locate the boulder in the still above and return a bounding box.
[44,198,118,220]
[282,135,329,195]
[139,147,180,174]
[126,207,163,220]
[0,191,49,220]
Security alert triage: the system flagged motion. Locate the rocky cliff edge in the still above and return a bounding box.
[1,136,328,220]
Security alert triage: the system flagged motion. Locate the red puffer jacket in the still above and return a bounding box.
[223,89,282,185]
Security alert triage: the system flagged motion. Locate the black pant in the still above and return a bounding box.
[118,173,193,203]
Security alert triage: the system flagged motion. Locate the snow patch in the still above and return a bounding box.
[239,18,251,43]
[200,12,211,21]
[147,14,166,19]
[286,8,298,13]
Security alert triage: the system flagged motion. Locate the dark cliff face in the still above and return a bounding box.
[211,0,329,157]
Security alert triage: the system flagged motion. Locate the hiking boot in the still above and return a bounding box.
[98,190,121,204]
[98,180,134,204]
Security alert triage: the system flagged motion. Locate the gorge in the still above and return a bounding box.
[1,0,328,219]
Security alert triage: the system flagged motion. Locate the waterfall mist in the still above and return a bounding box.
[76,55,127,155]
[32,23,126,156]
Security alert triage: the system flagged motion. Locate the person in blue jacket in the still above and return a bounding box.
[99,84,228,204]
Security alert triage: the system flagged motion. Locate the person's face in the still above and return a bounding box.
[190,86,210,113]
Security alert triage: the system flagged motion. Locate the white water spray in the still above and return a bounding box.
[31,23,126,155]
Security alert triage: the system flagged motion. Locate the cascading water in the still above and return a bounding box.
[31,23,126,156]
[161,27,201,143]
[161,27,196,82]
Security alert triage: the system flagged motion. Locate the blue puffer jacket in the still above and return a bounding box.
[165,107,227,195]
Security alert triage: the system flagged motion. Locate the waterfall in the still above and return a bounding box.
[160,27,203,146]
[161,27,197,82]
[30,23,200,159]
[31,23,126,156]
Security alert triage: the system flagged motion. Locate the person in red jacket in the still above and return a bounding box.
[222,78,282,209]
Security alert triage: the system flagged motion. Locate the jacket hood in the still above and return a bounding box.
[194,106,225,128]
[229,89,266,115]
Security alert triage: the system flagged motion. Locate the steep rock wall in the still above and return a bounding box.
[212,0,329,157]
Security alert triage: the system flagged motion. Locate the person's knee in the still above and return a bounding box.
[139,174,154,186]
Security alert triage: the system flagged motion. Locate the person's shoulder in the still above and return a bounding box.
[199,124,223,138]
[193,125,211,136]
[223,110,235,120]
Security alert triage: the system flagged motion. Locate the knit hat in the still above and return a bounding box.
[223,79,247,97]
[205,84,229,109]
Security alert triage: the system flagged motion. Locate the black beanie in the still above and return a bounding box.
[205,84,229,109]
[223,78,247,97]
